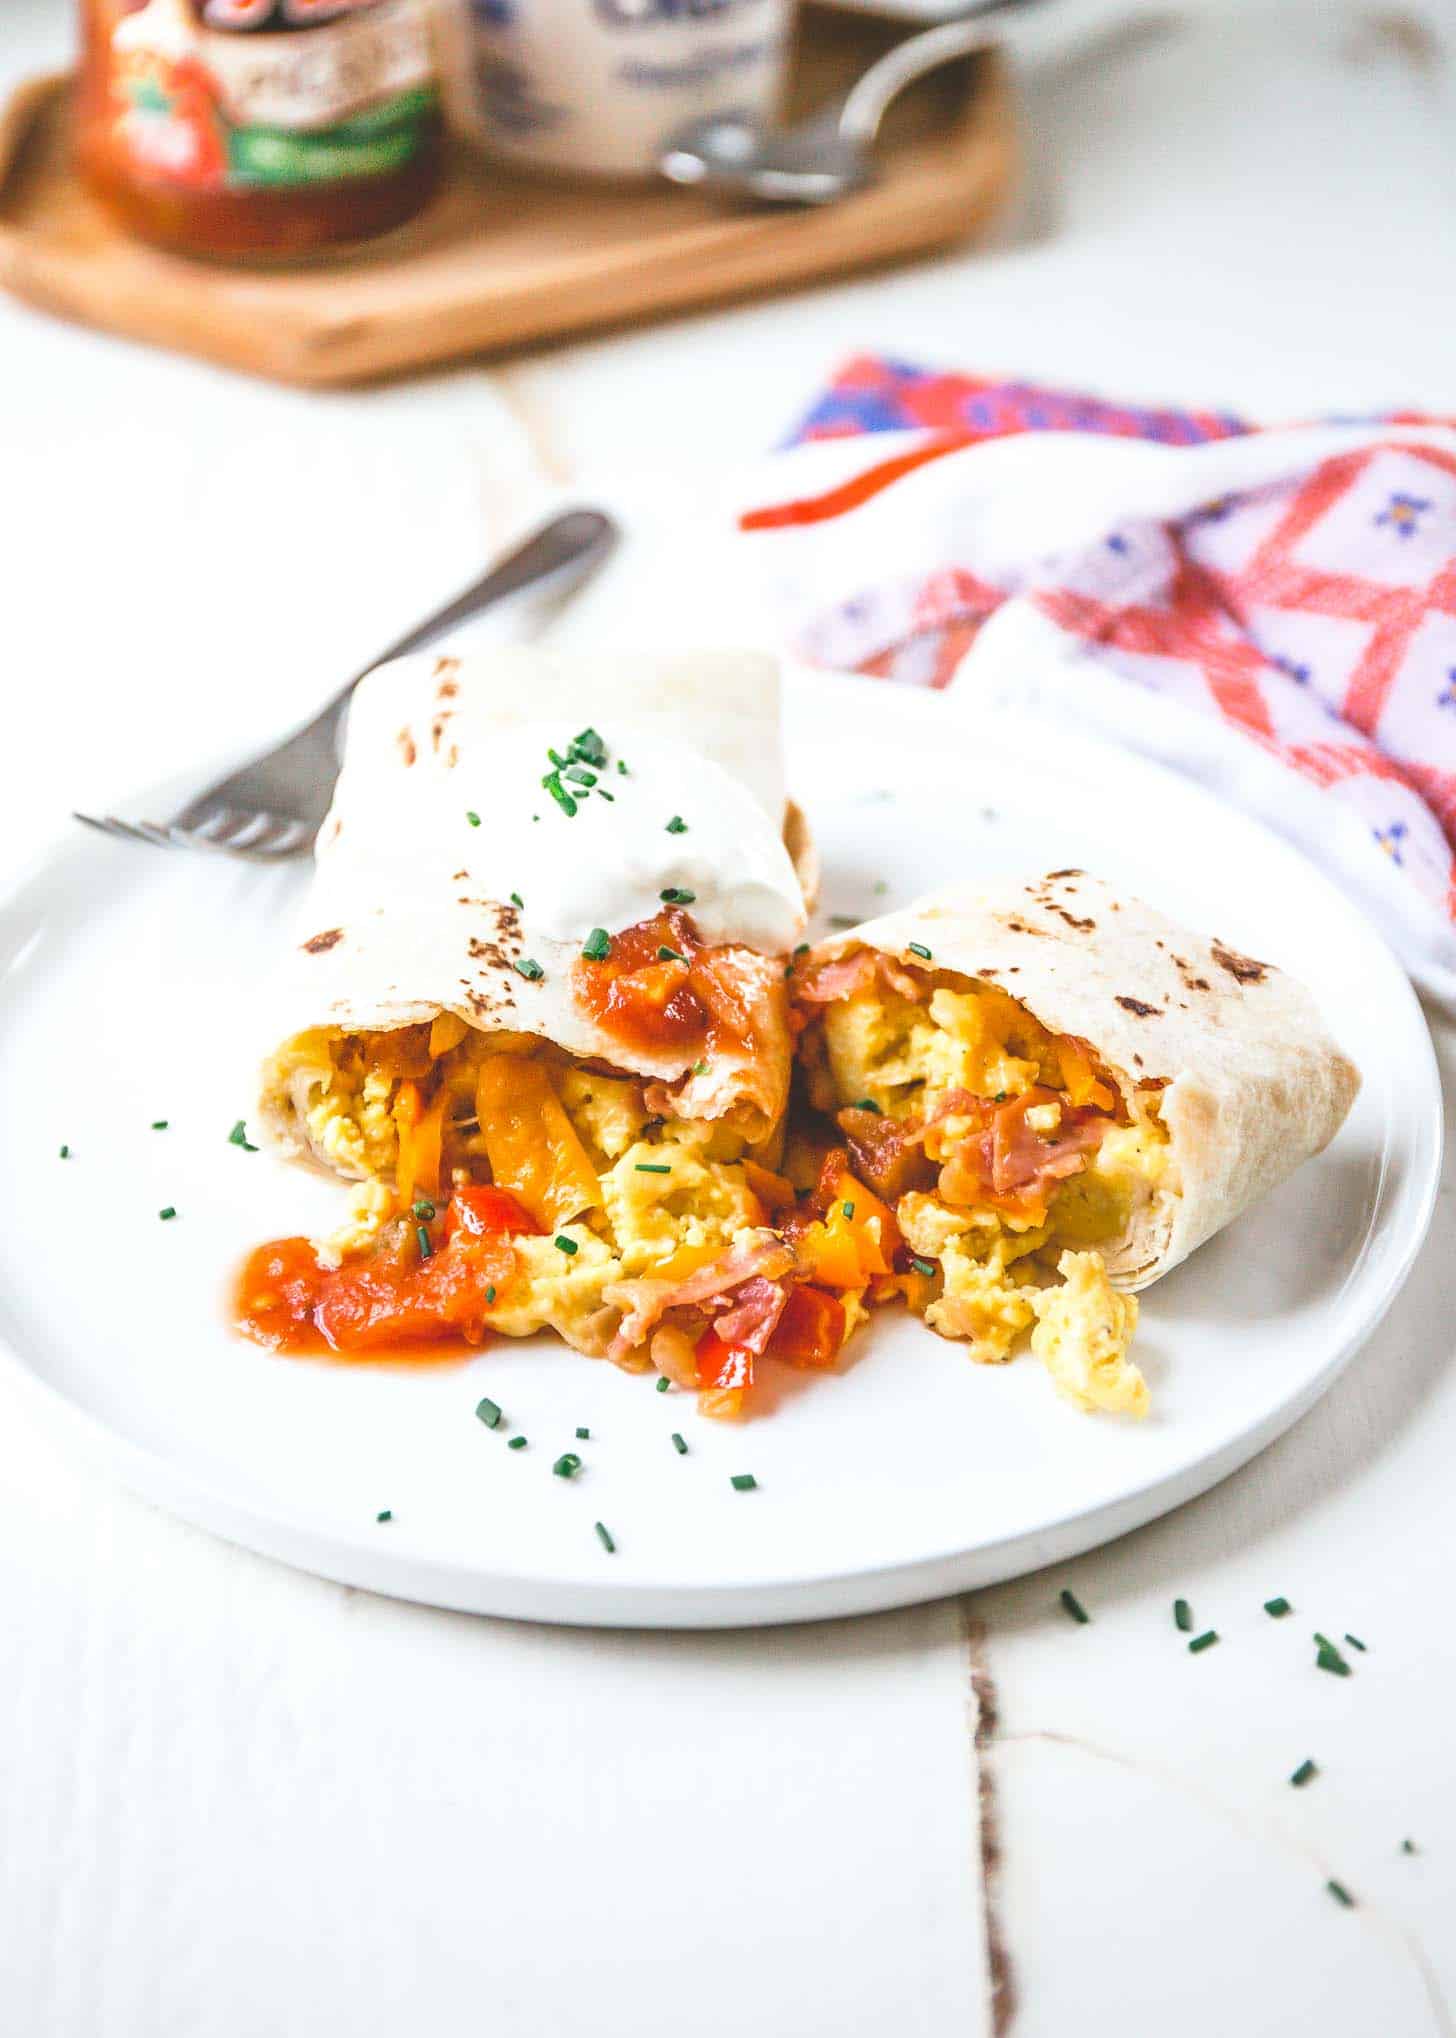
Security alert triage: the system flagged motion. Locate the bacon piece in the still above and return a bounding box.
[712,1277,789,1355]
[990,1092,1105,1196]
[795,947,931,1008]
[604,1234,795,1359]
[795,950,877,1005]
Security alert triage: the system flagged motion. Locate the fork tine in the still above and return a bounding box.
[135,822,179,849]
[239,816,310,858]
[74,813,165,848]
[189,808,241,841]
[215,811,276,851]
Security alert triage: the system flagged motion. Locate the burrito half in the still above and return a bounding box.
[790,870,1360,1416]
[240,647,825,1411]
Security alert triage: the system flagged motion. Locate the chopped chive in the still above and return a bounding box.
[158,1206,177,1221]
[58,1144,70,1159]
[510,891,524,909]
[666,816,687,834]
[564,765,597,788]
[617,759,628,776]
[1402,1838,1418,1855]
[513,957,544,981]
[376,1509,393,1523]
[571,727,607,768]
[475,1396,503,1429]
[1290,1758,1318,1787]
[1264,1595,1292,1617]
[783,963,794,979]
[908,942,933,961]
[151,1119,168,1130]
[829,914,858,928]
[547,748,568,768]
[660,887,696,905]
[992,1092,1008,1104]
[1314,1632,1351,1676]
[671,1432,688,1455]
[1059,1589,1090,1625]
[595,1520,616,1553]
[576,1426,590,1440]
[466,810,481,827]
[851,1097,881,1114]
[842,1201,855,1221]
[554,1234,578,1256]
[1344,1633,1367,1652]
[909,1255,937,1279]
[508,1435,527,1451]
[693,1060,708,1076]
[595,789,615,803]
[657,945,686,964]
[1174,1598,1193,1632]
[411,1199,435,1220]
[635,1163,671,1174]
[542,772,578,817]
[656,1376,670,1393]
[1326,1880,1356,1909]
[485,1285,496,1304]
[416,1224,432,1260]
[581,927,612,961]
[553,1453,582,1480]
[730,1473,758,1492]
[1188,1630,1219,1653]
[229,1119,259,1151]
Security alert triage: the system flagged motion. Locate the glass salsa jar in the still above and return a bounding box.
[77,0,442,260]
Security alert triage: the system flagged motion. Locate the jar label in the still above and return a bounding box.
[103,0,436,189]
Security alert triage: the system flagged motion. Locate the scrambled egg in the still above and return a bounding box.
[284,1028,763,1359]
[811,972,1167,1414]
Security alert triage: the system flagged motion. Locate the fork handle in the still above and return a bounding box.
[309,507,619,735]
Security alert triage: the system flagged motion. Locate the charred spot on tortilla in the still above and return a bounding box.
[437,678,459,701]
[302,928,343,955]
[1116,995,1161,1018]
[452,870,469,881]
[1212,940,1269,985]
[396,731,417,766]
[1049,906,1097,933]
[1045,868,1084,880]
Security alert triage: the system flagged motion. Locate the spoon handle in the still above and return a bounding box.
[838,0,1169,147]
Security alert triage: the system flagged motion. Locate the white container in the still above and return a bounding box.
[435,0,792,181]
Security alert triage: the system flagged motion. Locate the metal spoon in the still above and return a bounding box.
[659,0,1162,205]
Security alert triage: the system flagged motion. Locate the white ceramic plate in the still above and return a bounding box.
[0,675,1437,1626]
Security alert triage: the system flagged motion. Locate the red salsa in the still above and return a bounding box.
[237,1186,534,1359]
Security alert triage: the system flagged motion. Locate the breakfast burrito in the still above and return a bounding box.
[790,870,1360,1416]
[240,646,834,1411]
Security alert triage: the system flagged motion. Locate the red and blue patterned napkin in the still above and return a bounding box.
[739,357,1456,1000]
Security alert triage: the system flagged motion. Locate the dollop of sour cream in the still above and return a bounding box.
[319,656,807,957]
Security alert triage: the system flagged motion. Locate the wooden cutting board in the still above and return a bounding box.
[0,12,1013,389]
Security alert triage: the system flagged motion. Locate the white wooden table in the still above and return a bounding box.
[2,3,1452,2031]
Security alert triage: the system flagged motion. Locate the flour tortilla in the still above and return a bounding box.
[809,870,1361,1289]
[258,648,814,1172]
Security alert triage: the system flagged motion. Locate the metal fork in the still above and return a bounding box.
[74,508,619,860]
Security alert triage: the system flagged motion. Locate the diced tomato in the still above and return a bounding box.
[446,1184,541,1240]
[695,1326,756,1394]
[769,1286,845,1369]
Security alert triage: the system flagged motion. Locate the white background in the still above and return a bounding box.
[2,1,1454,2031]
